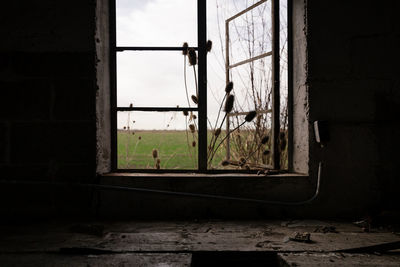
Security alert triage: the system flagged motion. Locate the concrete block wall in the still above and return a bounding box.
[305,0,400,215]
[0,0,398,219]
[0,0,97,218]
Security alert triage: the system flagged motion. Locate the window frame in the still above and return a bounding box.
[109,0,292,173]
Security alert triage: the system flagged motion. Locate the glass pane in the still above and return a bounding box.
[117,51,198,107]
[118,111,198,169]
[116,0,197,47]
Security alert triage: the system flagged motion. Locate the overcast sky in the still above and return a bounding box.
[116,0,285,130]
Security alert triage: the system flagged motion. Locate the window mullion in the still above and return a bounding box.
[271,0,281,170]
[197,0,207,172]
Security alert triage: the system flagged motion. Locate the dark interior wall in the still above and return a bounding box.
[0,0,97,218]
[0,0,398,219]
[306,0,400,215]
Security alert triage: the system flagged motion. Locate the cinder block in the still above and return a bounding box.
[52,78,95,120]
[0,165,49,181]
[0,80,51,120]
[0,122,8,164]
[54,164,95,183]
[11,52,95,78]
[10,122,95,165]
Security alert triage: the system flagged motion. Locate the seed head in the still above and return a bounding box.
[191,95,198,104]
[192,114,197,120]
[138,136,142,140]
[280,138,287,151]
[245,111,257,122]
[206,40,212,52]
[152,149,158,159]
[192,141,196,147]
[123,126,126,130]
[183,110,189,116]
[156,158,161,164]
[239,157,246,166]
[189,124,196,133]
[182,42,189,55]
[129,103,133,108]
[225,82,233,94]
[261,135,269,144]
[155,162,160,169]
[214,128,221,137]
[224,94,234,113]
[188,48,197,65]
[221,160,230,166]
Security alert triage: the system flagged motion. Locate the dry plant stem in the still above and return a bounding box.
[132,138,141,156]
[183,56,191,107]
[163,152,177,168]
[193,65,198,97]
[207,117,213,129]
[209,93,227,151]
[225,160,272,170]
[208,120,246,165]
[207,112,227,158]
[214,94,227,126]
[125,112,132,167]
[185,117,195,167]
[244,142,264,163]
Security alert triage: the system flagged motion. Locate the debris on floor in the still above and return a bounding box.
[284,232,312,243]
[0,221,399,266]
[314,226,338,233]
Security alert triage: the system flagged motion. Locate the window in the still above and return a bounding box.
[109,0,291,173]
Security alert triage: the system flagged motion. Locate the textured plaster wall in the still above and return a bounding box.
[292,0,309,175]
[96,0,112,174]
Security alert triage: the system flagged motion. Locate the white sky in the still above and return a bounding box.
[116,0,286,130]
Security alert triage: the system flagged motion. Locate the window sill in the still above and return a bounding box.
[98,172,312,204]
[102,172,307,179]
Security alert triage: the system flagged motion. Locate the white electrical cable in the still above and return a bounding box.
[0,162,322,205]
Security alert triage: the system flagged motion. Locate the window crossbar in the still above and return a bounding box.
[228,51,272,69]
[116,107,198,112]
[115,47,198,52]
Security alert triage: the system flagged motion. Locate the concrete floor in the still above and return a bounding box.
[1,220,399,266]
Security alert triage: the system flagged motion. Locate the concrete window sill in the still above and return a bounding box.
[98,172,312,204]
[101,172,308,178]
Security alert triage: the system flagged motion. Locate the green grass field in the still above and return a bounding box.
[117,129,287,170]
[118,130,226,169]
